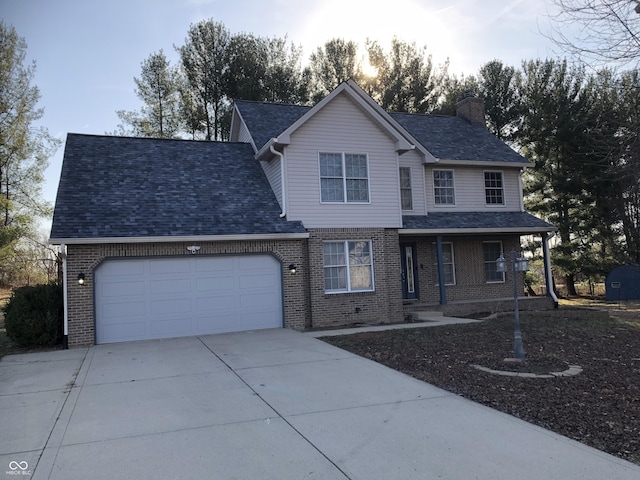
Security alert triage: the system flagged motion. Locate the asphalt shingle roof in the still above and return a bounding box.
[390,113,528,163]
[234,100,309,152]
[234,100,528,164]
[402,212,554,232]
[50,134,305,240]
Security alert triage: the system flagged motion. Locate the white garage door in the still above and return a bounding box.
[94,255,283,344]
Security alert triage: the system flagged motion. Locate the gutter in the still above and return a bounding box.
[270,143,286,218]
[432,158,532,168]
[398,227,555,235]
[49,232,310,245]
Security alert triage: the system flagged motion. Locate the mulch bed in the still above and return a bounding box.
[322,308,640,465]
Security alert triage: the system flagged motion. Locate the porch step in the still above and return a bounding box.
[410,311,444,322]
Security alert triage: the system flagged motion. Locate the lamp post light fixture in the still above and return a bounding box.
[496,251,530,361]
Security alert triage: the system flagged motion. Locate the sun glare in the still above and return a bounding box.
[361,58,378,77]
[293,0,458,70]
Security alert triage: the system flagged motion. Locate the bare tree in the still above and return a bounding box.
[548,0,640,67]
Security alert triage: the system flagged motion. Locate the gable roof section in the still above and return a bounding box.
[234,81,530,166]
[50,134,306,244]
[233,100,309,153]
[391,113,529,165]
[235,80,422,160]
[401,212,555,234]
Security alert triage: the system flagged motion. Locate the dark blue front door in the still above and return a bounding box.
[400,243,418,300]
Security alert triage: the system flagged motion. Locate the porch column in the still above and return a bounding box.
[542,232,558,307]
[436,235,447,305]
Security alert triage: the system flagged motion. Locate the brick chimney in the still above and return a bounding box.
[455,92,486,127]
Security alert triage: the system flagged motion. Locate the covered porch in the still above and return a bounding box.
[398,212,557,318]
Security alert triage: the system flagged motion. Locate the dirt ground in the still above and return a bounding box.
[323,302,640,465]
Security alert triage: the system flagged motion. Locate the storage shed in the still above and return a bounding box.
[605,263,640,301]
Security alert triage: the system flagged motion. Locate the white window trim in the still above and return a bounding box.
[399,166,413,211]
[483,170,506,207]
[433,241,456,286]
[323,240,375,294]
[318,152,371,204]
[433,169,456,207]
[483,241,505,283]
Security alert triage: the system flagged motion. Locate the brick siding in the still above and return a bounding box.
[306,228,404,329]
[65,232,550,347]
[65,240,310,347]
[411,235,525,304]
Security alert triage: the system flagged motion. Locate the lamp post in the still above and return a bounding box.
[496,251,529,361]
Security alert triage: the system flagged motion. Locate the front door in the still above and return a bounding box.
[400,242,419,300]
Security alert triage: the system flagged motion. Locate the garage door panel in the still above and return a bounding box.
[195,257,234,272]
[102,321,147,342]
[240,292,278,309]
[196,314,235,333]
[239,273,278,289]
[240,311,280,329]
[150,297,192,315]
[196,295,236,312]
[101,280,146,298]
[239,255,271,268]
[150,317,193,337]
[95,255,283,344]
[149,278,191,295]
[100,259,146,276]
[195,276,234,292]
[101,300,147,319]
[149,259,191,274]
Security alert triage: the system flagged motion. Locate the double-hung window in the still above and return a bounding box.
[319,153,369,203]
[432,242,456,285]
[483,241,505,282]
[433,170,455,205]
[399,167,413,210]
[323,240,374,293]
[484,171,504,205]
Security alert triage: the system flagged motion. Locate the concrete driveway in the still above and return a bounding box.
[1,328,639,480]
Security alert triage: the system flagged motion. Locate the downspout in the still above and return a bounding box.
[542,232,559,307]
[519,168,525,212]
[270,144,286,218]
[61,244,69,349]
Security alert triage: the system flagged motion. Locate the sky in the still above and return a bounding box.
[2,0,560,232]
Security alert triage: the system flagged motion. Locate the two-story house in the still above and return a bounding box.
[50,80,556,348]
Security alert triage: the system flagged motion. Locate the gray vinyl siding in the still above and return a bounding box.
[285,94,402,228]
[425,167,522,212]
[260,158,282,209]
[398,150,427,215]
[236,120,254,145]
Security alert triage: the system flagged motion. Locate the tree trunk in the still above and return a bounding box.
[565,273,577,296]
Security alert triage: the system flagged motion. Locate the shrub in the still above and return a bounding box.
[3,283,63,347]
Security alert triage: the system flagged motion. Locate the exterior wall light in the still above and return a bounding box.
[77,273,85,285]
[288,264,297,275]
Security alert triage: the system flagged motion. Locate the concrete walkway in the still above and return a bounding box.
[1,328,639,479]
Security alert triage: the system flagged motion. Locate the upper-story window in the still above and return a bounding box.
[484,171,504,205]
[433,170,455,205]
[319,153,369,203]
[399,167,413,210]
